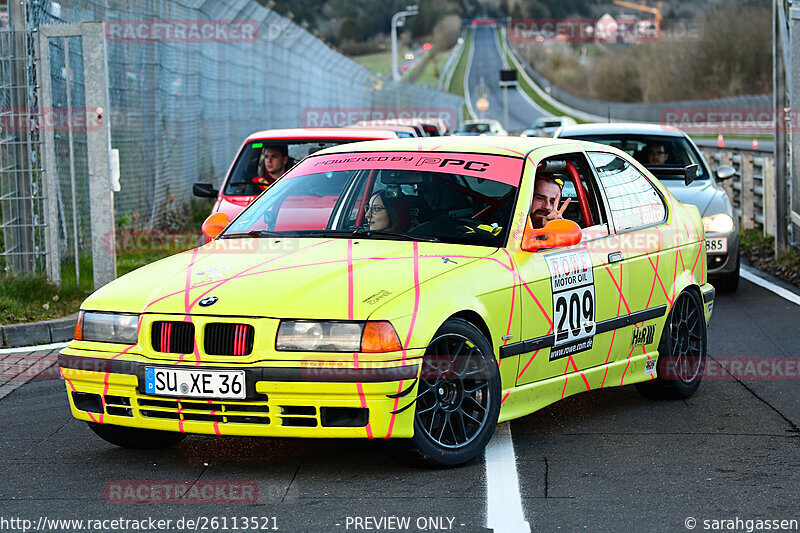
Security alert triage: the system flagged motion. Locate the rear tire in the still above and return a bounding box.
[635,290,707,400]
[88,422,187,449]
[391,318,501,468]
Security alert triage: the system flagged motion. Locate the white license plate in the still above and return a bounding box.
[705,237,728,254]
[144,367,246,399]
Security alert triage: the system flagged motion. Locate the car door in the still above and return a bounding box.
[586,151,672,380]
[510,151,624,386]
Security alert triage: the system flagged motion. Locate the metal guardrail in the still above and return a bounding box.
[699,147,776,236]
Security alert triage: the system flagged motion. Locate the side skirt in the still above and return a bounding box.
[498,352,658,423]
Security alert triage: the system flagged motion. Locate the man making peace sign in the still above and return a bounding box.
[529,176,571,229]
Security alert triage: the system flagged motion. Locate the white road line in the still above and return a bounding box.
[485,422,530,533]
[741,266,800,307]
[0,340,70,355]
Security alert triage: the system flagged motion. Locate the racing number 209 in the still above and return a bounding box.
[555,288,594,337]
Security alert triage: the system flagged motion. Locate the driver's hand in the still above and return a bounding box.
[545,197,570,224]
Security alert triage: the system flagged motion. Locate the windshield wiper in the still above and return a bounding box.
[305,229,439,243]
[221,230,286,239]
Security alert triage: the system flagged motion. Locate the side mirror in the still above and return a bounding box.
[521,219,582,252]
[684,164,698,186]
[201,212,229,240]
[715,165,736,181]
[193,182,219,198]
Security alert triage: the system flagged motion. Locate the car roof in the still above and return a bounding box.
[245,128,399,142]
[556,122,685,137]
[307,135,618,158]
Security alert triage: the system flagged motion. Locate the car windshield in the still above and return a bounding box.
[224,139,379,196]
[559,133,709,180]
[223,151,523,247]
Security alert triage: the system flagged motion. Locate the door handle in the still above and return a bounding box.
[608,251,624,263]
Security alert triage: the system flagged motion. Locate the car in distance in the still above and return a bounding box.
[522,115,577,137]
[454,119,508,136]
[192,127,400,225]
[555,122,739,291]
[61,137,713,467]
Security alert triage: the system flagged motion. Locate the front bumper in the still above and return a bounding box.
[59,348,422,439]
[706,230,739,276]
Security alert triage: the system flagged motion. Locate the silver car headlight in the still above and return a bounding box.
[702,213,735,234]
[76,311,140,344]
[276,320,401,352]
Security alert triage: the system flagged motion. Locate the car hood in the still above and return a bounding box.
[657,178,724,217]
[84,238,491,319]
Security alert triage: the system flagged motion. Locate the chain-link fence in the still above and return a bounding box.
[0,0,463,278]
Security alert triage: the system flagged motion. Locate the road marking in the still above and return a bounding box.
[741,266,800,307]
[485,422,530,533]
[0,340,70,355]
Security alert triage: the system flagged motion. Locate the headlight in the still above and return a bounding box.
[276,320,401,352]
[75,311,140,344]
[702,213,735,234]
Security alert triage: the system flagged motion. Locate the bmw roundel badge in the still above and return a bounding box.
[199,296,218,307]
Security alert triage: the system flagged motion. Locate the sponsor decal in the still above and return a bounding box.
[631,323,656,347]
[645,359,657,375]
[545,248,596,361]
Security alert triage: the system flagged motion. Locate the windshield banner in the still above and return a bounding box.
[287,151,525,186]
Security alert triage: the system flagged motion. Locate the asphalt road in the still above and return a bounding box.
[2,267,800,533]
[466,25,546,132]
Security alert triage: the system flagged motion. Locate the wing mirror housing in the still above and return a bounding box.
[521,219,583,252]
[193,182,219,198]
[684,164,698,186]
[714,165,736,181]
[201,212,229,240]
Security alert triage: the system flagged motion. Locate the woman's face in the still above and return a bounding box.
[367,195,390,231]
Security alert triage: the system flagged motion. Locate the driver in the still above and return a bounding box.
[252,144,289,190]
[529,175,570,229]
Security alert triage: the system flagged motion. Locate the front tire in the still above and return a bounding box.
[635,290,707,400]
[88,422,187,449]
[392,318,501,467]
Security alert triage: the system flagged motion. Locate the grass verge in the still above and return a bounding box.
[353,50,393,76]
[448,29,473,97]
[739,228,800,289]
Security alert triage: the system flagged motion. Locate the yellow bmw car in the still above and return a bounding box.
[60,137,714,466]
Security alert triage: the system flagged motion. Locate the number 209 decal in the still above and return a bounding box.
[545,248,596,361]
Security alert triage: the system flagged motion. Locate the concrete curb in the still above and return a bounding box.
[0,313,78,348]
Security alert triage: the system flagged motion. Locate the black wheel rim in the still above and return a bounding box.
[415,333,492,449]
[667,293,704,383]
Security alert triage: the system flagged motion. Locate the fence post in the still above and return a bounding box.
[35,28,62,285]
[763,156,776,237]
[82,22,116,289]
[741,153,755,230]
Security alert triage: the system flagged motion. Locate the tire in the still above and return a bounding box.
[88,422,187,449]
[713,254,740,293]
[391,318,501,468]
[635,290,707,400]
